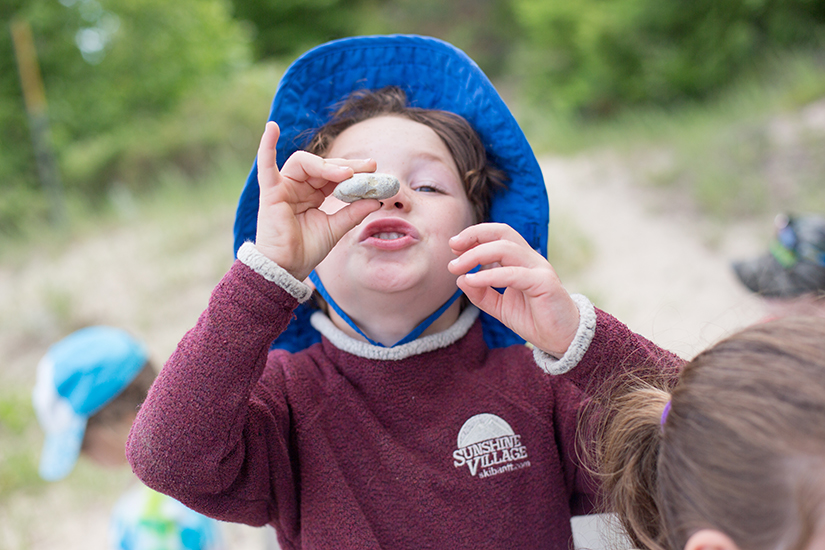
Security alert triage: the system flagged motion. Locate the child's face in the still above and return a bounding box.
[315,115,475,313]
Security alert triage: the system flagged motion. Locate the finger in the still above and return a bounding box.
[456,277,507,318]
[325,199,382,241]
[448,239,546,276]
[323,157,377,173]
[257,122,281,189]
[281,151,356,190]
[449,223,525,254]
[279,154,376,191]
[460,265,553,295]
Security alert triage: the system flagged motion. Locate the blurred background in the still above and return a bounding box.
[2,0,824,548]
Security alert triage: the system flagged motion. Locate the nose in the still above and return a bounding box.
[379,185,411,212]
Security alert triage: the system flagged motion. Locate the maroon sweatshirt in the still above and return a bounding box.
[127,260,681,550]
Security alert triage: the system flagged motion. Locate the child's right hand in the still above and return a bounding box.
[254,122,381,281]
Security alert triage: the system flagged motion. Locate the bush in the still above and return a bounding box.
[60,63,282,198]
[1,0,251,234]
[511,0,825,115]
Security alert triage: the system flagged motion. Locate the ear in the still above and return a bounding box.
[685,529,740,550]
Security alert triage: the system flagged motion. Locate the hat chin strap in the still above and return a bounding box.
[308,271,463,348]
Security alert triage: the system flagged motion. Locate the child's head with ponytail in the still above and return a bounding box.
[586,317,825,550]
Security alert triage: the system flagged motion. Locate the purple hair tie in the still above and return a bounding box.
[660,401,672,429]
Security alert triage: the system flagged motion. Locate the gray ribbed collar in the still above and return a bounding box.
[309,306,480,361]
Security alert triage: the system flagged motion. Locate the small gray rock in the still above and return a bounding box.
[333,173,400,203]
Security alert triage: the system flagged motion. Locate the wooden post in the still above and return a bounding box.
[10,18,66,226]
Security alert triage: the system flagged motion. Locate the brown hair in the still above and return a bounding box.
[304,86,507,224]
[586,317,825,550]
[82,361,156,449]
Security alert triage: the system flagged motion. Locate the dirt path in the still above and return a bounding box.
[540,151,766,359]
[0,149,772,549]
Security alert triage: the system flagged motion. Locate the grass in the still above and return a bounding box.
[517,48,825,221]
[0,387,42,500]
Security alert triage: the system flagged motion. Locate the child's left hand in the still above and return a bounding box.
[448,223,580,357]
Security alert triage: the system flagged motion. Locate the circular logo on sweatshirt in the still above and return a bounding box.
[452,414,530,478]
[456,413,514,447]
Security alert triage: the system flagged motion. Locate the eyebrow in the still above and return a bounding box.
[410,150,454,166]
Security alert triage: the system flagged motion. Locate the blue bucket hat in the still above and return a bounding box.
[233,34,548,351]
[32,326,148,481]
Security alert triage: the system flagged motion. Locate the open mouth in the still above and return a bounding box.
[360,218,419,248]
[373,231,405,240]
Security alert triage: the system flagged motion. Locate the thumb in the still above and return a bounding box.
[326,200,381,242]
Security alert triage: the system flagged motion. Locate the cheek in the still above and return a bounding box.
[445,201,476,235]
[315,236,351,279]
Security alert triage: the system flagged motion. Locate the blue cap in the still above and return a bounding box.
[32,326,148,481]
[233,34,549,350]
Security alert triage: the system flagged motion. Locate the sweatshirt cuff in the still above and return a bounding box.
[237,242,313,303]
[532,293,597,375]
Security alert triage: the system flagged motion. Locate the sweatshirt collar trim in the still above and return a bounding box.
[309,306,480,361]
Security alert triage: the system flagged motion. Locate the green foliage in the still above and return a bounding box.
[512,0,825,114]
[1,0,251,234]
[0,387,42,499]
[359,0,520,77]
[518,48,825,222]
[59,62,281,199]
[230,0,519,77]
[230,0,378,58]
[27,0,250,141]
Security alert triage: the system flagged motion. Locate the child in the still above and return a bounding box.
[587,316,825,550]
[127,35,682,549]
[33,325,224,550]
[732,213,825,318]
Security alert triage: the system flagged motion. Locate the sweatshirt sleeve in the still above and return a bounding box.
[126,258,305,527]
[541,307,684,516]
[532,296,684,393]
[563,307,684,395]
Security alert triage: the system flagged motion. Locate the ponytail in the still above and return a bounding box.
[583,381,673,550]
[583,318,825,550]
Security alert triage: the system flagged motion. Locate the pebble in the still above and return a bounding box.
[332,173,400,203]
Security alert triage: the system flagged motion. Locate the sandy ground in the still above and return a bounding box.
[0,146,772,549]
[542,151,766,359]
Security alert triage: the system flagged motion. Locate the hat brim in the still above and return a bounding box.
[38,414,86,482]
[233,35,548,350]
